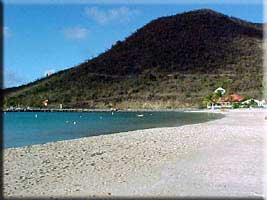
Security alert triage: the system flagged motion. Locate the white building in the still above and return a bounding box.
[241,99,266,107]
[214,87,226,95]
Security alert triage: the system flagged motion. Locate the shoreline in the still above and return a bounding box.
[3,107,198,112]
[4,109,266,197]
[4,110,224,149]
[4,106,266,113]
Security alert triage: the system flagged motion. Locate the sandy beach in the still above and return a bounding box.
[4,109,266,198]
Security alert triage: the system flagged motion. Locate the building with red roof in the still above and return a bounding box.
[207,88,247,109]
[227,93,244,102]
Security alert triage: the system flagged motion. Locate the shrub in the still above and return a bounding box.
[232,102,240,109]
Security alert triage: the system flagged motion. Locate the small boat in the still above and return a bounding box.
[137,114,144,117]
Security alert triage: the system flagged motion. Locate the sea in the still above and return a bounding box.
[3,111,223,148]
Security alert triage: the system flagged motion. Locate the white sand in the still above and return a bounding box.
[4,109,267,198]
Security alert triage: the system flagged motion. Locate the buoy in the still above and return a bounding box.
[35,114,38,118]
[73,121,76,125]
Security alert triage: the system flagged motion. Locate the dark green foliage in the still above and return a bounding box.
[233,102,240,109]
[3,9,263,109]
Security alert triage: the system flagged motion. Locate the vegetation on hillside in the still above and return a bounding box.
[3,9,263,109]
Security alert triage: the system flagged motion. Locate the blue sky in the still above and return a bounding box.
[3,2,264,88]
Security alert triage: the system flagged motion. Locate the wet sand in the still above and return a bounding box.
[4,109,266,198]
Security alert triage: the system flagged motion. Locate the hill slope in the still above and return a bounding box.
[4,9,263,109]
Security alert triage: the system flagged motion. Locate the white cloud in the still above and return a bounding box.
[63,27,89,40]
[85,6,140,25]
[3,26,12,38]
[44,69,55,77]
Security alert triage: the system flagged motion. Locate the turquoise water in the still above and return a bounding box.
[4,111,223,148]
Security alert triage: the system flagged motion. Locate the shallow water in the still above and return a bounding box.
[4,111,223,148]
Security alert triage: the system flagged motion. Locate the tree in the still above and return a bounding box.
[203,90,223,108]
[203,94,215,108]
[213,91,223,105]
[214,90,223,98]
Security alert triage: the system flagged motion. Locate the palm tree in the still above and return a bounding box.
[203,91,223,109]
[215,90,223,98]
[212,91,222,103]
[203,94,215,108]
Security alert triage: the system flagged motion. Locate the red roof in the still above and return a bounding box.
[217,97,228,103]
[216,93,244,103]
[228,93,244,102]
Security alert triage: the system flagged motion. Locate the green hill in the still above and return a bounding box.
[3,9,264,109]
